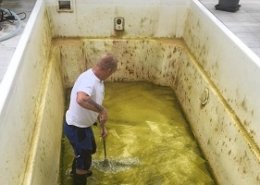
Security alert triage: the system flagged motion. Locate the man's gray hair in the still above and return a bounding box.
[98,53,118,71]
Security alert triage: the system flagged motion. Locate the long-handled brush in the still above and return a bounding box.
[103,138,109,165]
[93,122,140,172]
[100,121,109,166]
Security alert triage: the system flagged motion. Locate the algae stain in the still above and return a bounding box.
[60,81,215,185]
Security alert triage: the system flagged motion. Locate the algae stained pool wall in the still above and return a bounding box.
[48,0,260,184]
[181,1,260,185]
[0,1,64,184]
[53,38,185,89]
[1,0,260,185]
[0,0,189,184]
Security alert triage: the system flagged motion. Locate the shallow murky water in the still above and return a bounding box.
[60,81,215,185]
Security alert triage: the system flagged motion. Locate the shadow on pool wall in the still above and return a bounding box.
[1,0,260,184]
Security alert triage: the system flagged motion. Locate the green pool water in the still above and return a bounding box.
[60,81,215,185]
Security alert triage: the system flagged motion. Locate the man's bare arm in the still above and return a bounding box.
[76,91,108,123]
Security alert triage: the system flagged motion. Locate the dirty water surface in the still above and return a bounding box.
[60,81,214,185]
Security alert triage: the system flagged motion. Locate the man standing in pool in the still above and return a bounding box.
[64,53,118,185]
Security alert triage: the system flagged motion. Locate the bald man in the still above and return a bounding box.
[64,54,118,185]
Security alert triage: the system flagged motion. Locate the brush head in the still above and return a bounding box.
[93,157,140,174]
[103,158,109,166]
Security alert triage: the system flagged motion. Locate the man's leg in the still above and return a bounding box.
[73,173,87,185]
[64,122,96,185]
[70,129,96,177]
[73,127,97,185]
[70,158,76,177]
[70,158,93,177]
[64,123,88,185]
[74,150,94,183]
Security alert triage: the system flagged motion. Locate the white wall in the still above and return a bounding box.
[181,1,260,184]
[0,0,64,184]
[52,38,185,88]
[46,0,188,38]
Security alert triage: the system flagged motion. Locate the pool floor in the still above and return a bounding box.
[60,81,215,185]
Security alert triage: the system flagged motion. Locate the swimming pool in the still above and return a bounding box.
[0,0,260,184]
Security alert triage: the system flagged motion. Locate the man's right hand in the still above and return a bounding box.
[98,108,108,124]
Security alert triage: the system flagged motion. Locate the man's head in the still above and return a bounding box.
[93,53,118,80]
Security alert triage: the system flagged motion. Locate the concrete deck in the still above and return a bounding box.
[0,0,36,82]
[200,0,260,57]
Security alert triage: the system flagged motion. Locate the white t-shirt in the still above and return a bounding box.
[66,69,104,128]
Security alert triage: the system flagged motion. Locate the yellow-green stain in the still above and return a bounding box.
[60,81,214,185]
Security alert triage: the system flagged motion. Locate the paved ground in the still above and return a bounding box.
[199,0,260,57]
[0,0,36,81]
[0,0,260,82]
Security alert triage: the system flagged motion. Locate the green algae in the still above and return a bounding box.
[60,81,215,185]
